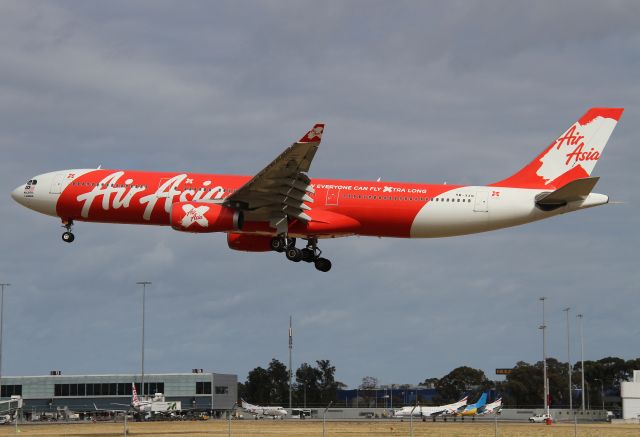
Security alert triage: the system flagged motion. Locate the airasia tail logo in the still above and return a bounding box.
[181,204,209,228]
[554,125,600,166]
[306,126,324,141]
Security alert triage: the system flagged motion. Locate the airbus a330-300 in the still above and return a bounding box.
[11,108,623,272]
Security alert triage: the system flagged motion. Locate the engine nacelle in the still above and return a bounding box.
[227,233,273,252]
[170,202,243,233]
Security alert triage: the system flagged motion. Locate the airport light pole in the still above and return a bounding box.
[564,307,572,412]
[228,402,237,437]
[539,297,548,415]
[0,283,9,398]
[288,316,292,411]
[137,282,151,399]
[594,378,604,411]
[410,405,417,437]
[585,381,590,410]
[577,314,585,411]
[322,401,333,437]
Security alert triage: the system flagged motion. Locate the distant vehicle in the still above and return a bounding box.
[291,408,312,419]
[477,397,502,416]
[393,396,468,421]
[529,413,553,423]
[241,399,287,419]
[458,393,488,417]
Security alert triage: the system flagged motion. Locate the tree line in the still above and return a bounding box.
[425,356,640,409]
[238,359,345,407]
[239,356,639,409]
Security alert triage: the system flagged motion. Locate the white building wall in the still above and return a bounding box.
[621,370,640,420]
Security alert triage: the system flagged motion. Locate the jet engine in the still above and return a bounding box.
[170,202,243,232]
[227,233,273,252]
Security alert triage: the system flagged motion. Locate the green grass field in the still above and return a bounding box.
[0,420,637,437]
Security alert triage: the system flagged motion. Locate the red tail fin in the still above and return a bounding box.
[132,383,140,406]
[492,108,623,189]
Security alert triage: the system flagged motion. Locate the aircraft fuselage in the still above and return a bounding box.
[11,168,607,239]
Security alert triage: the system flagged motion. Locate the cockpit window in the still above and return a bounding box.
[32,179,37,185]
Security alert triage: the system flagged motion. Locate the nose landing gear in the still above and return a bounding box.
[271,236,331,272]
[61,219,75,243]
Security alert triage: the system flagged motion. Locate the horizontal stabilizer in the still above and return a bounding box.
[535,177,599,210]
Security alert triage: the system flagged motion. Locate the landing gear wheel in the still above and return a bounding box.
[62,231,75,243]
[301,248,315,263]
[314,257,332,272]
[286,247,303,262]
[270,237,286,252]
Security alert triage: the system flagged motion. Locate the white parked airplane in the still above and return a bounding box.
[241,399,287,419]
[105,383,180,417]
[393,396,468,420]
[478,397,502,416]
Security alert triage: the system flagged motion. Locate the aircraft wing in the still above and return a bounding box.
[224,124,324,234]
[92,403,129,413]
[429,408,447,417]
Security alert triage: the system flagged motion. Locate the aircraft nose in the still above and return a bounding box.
[11,185,25,204]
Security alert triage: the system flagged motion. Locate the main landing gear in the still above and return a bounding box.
[270,236,331,272]
[61,219,75,243]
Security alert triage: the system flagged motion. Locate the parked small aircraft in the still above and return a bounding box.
[97,383,181,418]
[478,397,502,416]
[241,399,287,419]
[458,392,488,417]
[393,396,468,421]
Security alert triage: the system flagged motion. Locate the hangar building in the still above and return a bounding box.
[0,370,237,416]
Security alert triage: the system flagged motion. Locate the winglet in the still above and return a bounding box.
[298,123,325,143]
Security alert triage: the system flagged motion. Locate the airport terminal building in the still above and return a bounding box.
[0,370,237,417]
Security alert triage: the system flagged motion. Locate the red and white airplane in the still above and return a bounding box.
[11,108,623,272]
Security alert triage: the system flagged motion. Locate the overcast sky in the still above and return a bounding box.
[1,1,639,389]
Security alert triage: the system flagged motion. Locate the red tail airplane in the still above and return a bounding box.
[12,108,623,272]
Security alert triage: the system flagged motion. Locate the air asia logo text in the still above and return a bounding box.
[554,126,600,166]
[306,126,324,141]
[180,204,209,228]
[76,172,225,220]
